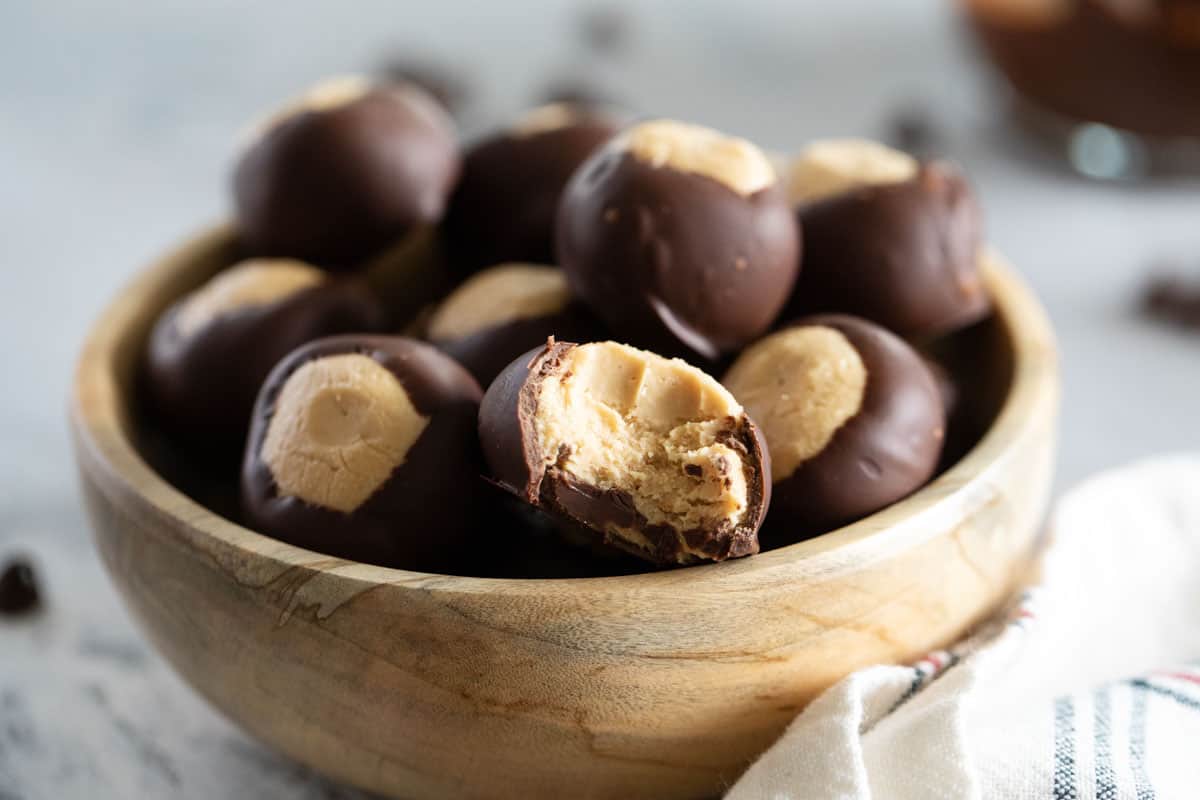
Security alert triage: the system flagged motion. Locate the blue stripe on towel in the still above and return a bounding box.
[1129,679,1200,713]
[1052,696,1077,800]
[1093,688,1117,800]
[1129,683,1155,800]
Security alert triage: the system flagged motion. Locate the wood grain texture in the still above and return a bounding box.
[70,226,1059,800]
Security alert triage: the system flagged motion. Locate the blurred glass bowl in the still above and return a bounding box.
[962,0,1200,178]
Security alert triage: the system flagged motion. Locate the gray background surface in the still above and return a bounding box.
[2,1,1198,797]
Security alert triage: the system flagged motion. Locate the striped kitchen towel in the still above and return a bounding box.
[727,456,1200,800]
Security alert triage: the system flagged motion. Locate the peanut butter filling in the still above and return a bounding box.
[509,103,585,138]
[623,120,776,196]
[262,354,428,513]
[246,75,373,142]
[427,264,570,341]
[723,326,867,481]
[175,259,326,338]
[788,138,918,205]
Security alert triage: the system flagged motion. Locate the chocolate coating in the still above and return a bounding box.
[764,314,945,539]
[556,144,800,361]
[433,303,607,388]
[919,319,1009,472]
[922,354,960,424]
[788,161,989,340]
[462,486,648,578]
[478,341,770,564]
[234,84,460,267]
[0,558,40,616]
[443,109,624,275]
[144,279,385,453]
[241,336,484,571]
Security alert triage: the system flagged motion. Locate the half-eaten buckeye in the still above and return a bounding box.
[478,339,771,565]
[242,335,483,571]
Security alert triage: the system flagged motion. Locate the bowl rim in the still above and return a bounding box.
[71,224,1058,596]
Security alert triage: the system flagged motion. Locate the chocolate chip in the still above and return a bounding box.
[577,5,632,56]
[885,104,942,157]
[1141,269,1200,329]
[0,558,41,616]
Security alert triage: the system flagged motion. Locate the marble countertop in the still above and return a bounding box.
[3,0,1199,797]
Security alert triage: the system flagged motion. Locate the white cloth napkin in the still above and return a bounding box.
[728,456,1200,800]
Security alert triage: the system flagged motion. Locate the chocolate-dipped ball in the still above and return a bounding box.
[723,314,944,538]
[242,335,483,571]
[479,339,771,565]
[426,263,606,386]
[144,258,385,451]
[234,76,460,267]
[443,103,625,275]
[785,139,989,339]
[556,119,800,362]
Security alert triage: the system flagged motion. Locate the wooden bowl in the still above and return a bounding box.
[71,226,1058,800]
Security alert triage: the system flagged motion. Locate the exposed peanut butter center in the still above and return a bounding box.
[246,75,374,142]
[534,342,751,557]
[427,264,570,341]
[175,259,326,338]
[289,74,374,113]
[622,120,776,196]
[509,103,583,138]
[788,139,918,205]
[261,354,429,513]
[723,326,867,482]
